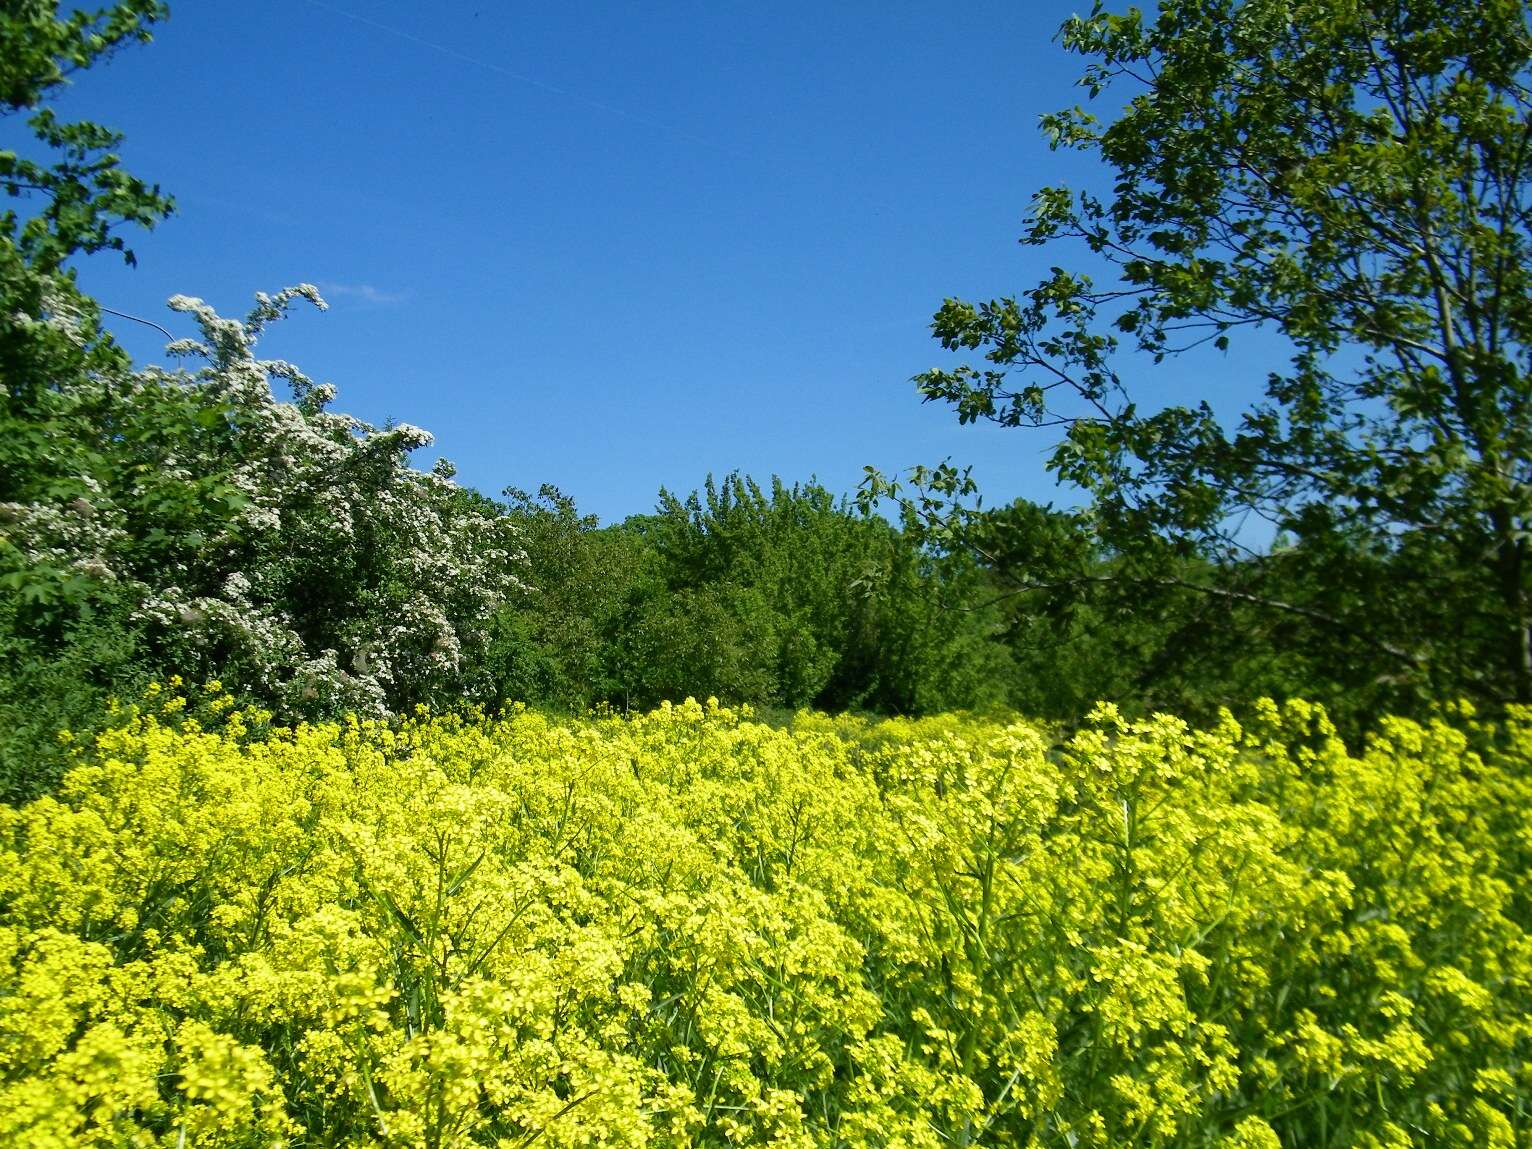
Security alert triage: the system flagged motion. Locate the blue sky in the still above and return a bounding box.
[42,1,1261,524]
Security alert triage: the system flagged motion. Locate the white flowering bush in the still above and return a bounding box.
[130,286,524,715]
[1,285,524,792]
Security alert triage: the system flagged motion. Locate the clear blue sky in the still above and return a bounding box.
[45,1,1255,524]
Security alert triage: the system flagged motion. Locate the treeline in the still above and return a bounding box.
[8,0,1531,798]
[0,251,1394,795]
[491,480,1437,731]
[0,232,1044,799]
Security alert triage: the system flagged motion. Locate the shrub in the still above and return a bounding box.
[1,287,525,794]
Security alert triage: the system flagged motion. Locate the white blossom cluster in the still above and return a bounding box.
[10,280,92,350]
[5,285,525,717]
[0,475,121,585]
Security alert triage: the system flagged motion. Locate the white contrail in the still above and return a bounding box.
[298,0,750,159]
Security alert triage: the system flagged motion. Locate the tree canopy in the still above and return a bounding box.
[900,0,1532,709]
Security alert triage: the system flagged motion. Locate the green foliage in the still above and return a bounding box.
[630,474,876,709]
[966,501,1409,731]
[492,475,1016,716]
[0,2,173,468]
[0,2,172,795]
[0,594,145,802]
[896,0,1532,713]
[483,485,648,711]
[0,1,171,273]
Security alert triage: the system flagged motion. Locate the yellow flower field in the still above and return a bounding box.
[2,692,1528,1147]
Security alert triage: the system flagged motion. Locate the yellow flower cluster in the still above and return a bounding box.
[1,694,1527,1146]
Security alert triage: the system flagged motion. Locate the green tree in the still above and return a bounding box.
[0,2,175,797]
[904,0,1532,710]
[916,497,1406,730]
[623,474,1015,714]
[0,2,170,266]
[485,485,646,711]
[1,2,171,415]
[638,476,858,707]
